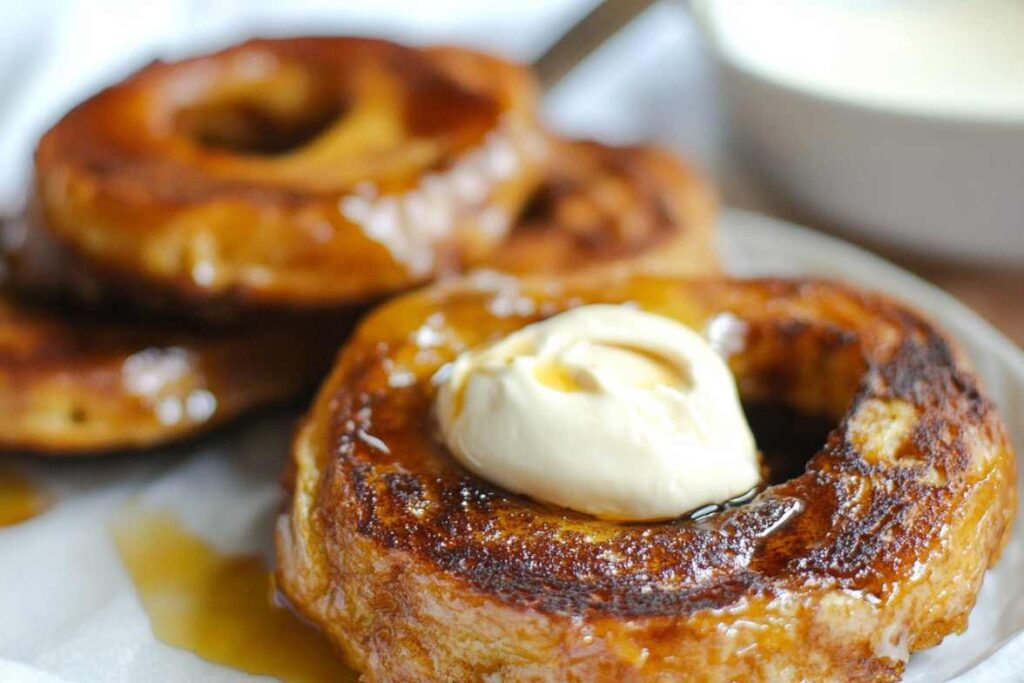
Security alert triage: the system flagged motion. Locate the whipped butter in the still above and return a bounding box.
[434,305,759,521]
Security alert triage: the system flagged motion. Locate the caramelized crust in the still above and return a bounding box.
[0,292,348,453]
[482,139,716,276]
[14,136,716,320]
[2,132,715,451]
[31,37,545,315]
[277,274,1016,682]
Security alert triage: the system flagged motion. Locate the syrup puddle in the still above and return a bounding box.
[0,465,51,527]
[112,508,356,682]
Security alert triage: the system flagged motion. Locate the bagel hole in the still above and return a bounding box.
[177,93,344,155]
[743,402,834,485]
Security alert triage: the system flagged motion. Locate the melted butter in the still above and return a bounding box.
[0,466,51,527]
[112,509,356,683]
[532,345,681,394]
[533,361,584,393]
[593,343,685,389]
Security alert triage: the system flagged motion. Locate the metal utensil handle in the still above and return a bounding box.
[532,0,659,90]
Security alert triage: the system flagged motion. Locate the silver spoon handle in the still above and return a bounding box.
[532,0,659,90]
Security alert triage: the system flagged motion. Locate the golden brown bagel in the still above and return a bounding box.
[14,136,716,318]
[31,37,545,315]
[481,138,717,276]
[276,274,1015,682]
[2,132,715,451]
[0,291,347,454]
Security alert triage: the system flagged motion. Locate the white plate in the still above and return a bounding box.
[0,209,1021,682]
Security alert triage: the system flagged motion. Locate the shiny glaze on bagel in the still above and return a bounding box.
[32,37,545,315]
[277,273,1016,682]
[0,291,347,453]
[2,131,715,452]
[482,139,716,277]
[16,135,715,319]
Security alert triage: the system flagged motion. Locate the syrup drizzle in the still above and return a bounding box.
[686,486,760,521]
[0,465,51,527]
[686,402,834,522]
[112,508,356,682]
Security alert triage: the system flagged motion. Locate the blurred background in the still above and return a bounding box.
[0,0,1019,342]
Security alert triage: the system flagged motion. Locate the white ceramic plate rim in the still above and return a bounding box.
[721,208,1024,377]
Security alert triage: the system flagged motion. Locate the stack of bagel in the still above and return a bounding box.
[1,36,715,453]
[3,36,1014,682]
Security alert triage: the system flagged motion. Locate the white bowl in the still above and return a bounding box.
[693,2,1024,264]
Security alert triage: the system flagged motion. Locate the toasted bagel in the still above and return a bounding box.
[276,274,1015,682]
[3,131,716,452]
[31,37,545,315]
[15,134,715,319]
[0,291,347,454]
[481,139,716,276]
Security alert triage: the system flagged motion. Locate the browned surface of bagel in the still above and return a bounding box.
[0,291,349,454]
[14,136,716,321]
[276,273,1016,682]
[480,138,717,277]
[4,127,718,452]
[31,37,545,314]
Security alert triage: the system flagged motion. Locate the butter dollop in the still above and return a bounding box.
[434,304,759,521]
